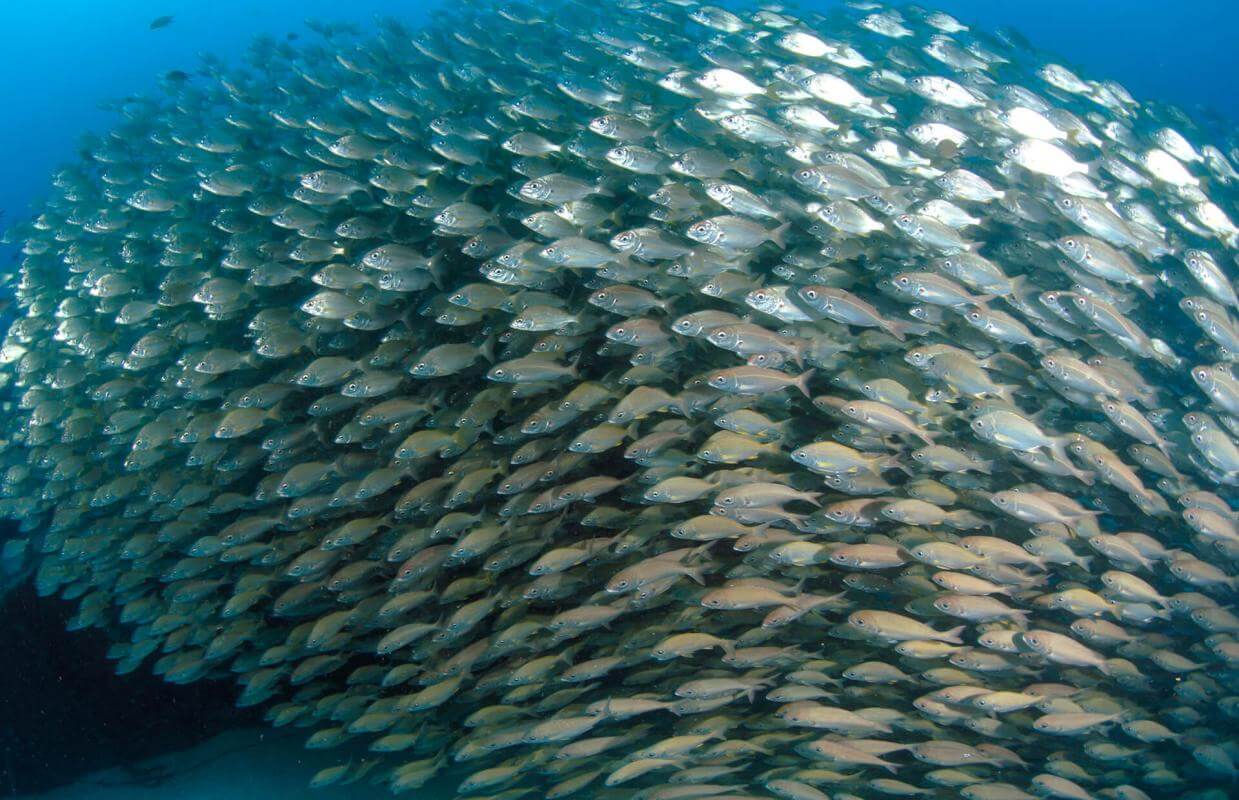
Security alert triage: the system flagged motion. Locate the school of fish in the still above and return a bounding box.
[0,0,1237,797]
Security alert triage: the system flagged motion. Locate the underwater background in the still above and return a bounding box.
[2,0,1237,253]
[2,0,1236,258]
[0,1,1236,798]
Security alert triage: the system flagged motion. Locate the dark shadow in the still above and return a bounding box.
[0,580,258,795]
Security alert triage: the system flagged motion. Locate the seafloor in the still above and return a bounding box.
[17,728,454,799]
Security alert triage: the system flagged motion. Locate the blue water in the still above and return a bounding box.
[0,0,1235,254]
[911,0,1239,123]
[0,0,436,259]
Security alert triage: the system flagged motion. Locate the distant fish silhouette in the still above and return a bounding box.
[996,25,1032,51]
[149,15,174,30]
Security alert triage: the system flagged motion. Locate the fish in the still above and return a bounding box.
[149,14,174,30]
[0,0,1236,797]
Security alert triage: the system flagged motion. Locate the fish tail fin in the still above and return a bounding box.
[889,319,935,340]
[994,384,1022,403]
[794,368,816,398]
[1049,435,1088,483]
[793,593,829,612]
[731,154,762,181]
[883,319,908,341]
[943,625,966,644]
[672,394,694,419]
[886,455,914,477]
[426,254,448,291]
[478,335,496,363]
[683,565,706,585]
[688,540,716,560]
[769,221,792,250]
